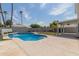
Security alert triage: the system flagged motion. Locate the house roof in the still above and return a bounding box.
[59,19,79,24]
[12,24,28,28]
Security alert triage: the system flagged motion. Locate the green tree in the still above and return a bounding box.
[0,22,2,27]
[5,20,12,27]
[50,21,58,32]
[30,24,42,28]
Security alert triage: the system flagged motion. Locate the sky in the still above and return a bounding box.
[0,3,77,27]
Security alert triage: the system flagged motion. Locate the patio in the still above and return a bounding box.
[0,35,79,56]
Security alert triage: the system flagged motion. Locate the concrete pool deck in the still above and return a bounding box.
[0,35,79,56]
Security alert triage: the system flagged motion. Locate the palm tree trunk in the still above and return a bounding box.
[0,3,5,27]
[10,3,13,27]
[20,11,23,25]
[4,11,7,22]
[3,11,7,27]
[21,13,23,24]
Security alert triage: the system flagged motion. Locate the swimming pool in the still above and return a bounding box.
[8,33,47,41]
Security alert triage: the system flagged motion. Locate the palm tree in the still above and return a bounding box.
[20,11,23,24]
[4,11,7,20]
[0,3,5,27]
[10,3,13,27]
[4,11,7,24]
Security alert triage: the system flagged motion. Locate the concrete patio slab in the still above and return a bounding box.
[0,35,79,56]
[15,35,79,56]
[0,40,26,56]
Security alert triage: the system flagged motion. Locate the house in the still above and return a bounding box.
[58,19,79,33]
[56,4,79,37]
[12,24,29,33]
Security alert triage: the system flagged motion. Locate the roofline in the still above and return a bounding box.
[58,19,78,24]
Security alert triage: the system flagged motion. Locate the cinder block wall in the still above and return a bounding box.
[12,27,29,33]
[12,27,52,33]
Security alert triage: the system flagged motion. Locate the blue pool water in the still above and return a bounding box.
[8,33,46,41]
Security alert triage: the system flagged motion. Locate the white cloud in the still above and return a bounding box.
[49,4,73,16]
[36,21,46,26]
[13,16,18,21]
[40,3,47,9]
[13,16,19,24]
[11,8,32,25]
[65,14,77,20]
[29,4,35,8]
[13,10,19,18]
[23,13,32,20]
[10,10,21,24]
[21,8,32,20]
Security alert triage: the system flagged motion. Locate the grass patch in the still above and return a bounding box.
[38,32,56,35]
[0,39,3,41]
[0,39,9,41]
[0,39,5,41]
